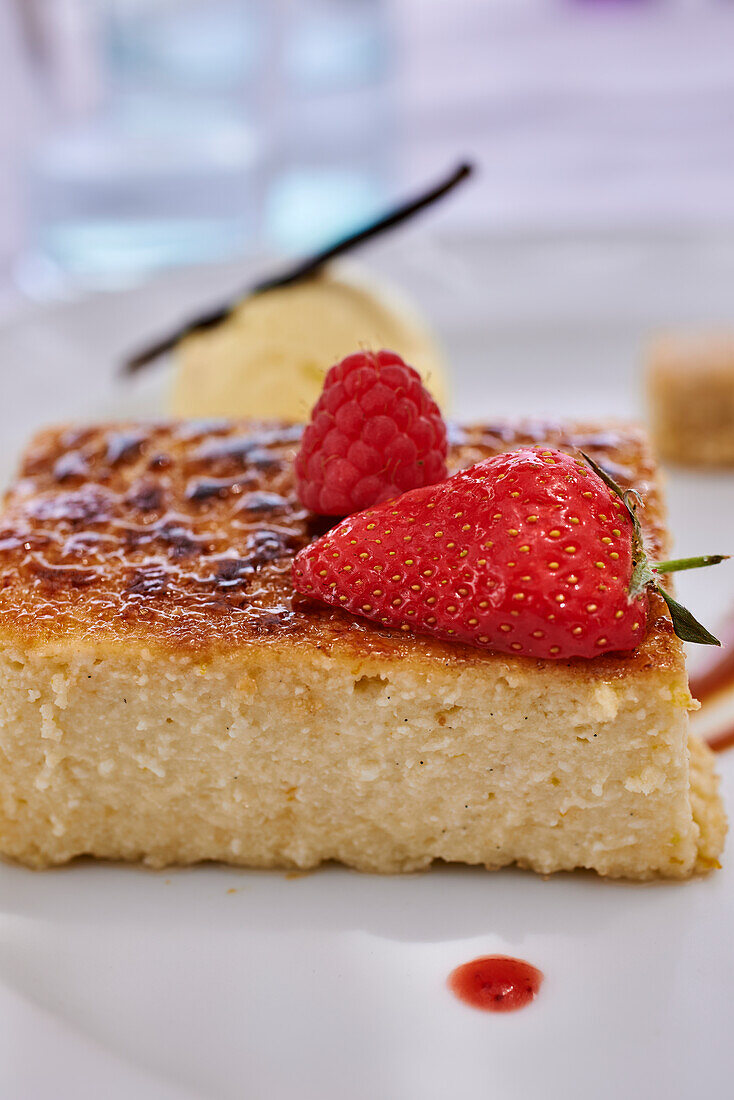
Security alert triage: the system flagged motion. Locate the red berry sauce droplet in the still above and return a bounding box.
[448,955,543,1013]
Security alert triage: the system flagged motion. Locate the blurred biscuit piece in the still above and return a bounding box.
[647,332,734,466]
[172,265,447,421]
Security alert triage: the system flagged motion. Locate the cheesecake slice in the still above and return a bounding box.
[0,419,724,877]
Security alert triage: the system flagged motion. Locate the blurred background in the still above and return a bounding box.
[2,0,734,307]
[3,0,734,491]
[3,0,734,477]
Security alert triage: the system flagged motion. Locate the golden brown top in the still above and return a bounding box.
[0,418,682,676]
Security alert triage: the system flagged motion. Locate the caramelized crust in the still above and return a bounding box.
[0,419,681,676]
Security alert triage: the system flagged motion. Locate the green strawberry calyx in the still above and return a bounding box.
[580,452,727,647]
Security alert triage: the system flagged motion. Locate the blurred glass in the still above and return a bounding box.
[22,0,393,288]
[264,0,394,254]
[284,0,389,91]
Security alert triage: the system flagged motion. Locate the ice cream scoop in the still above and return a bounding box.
[171,265,447,420]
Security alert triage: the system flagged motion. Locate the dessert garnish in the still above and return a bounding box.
[690,608,734,705]
[294,446,726,659]
[124,161,473,373]
[448,956,543,1013]
[580,451,725,645]
[686,610,734,752]
[704,725,734,754]
[294,349,447,515]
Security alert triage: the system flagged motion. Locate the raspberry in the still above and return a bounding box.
[295,349,448,515]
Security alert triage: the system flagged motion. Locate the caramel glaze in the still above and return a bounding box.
[0,418,682,675]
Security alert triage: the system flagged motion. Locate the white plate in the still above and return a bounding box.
[1,232,734,1100]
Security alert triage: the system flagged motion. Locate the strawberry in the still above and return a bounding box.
[293,447,724,659]
[295,349,447,516]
